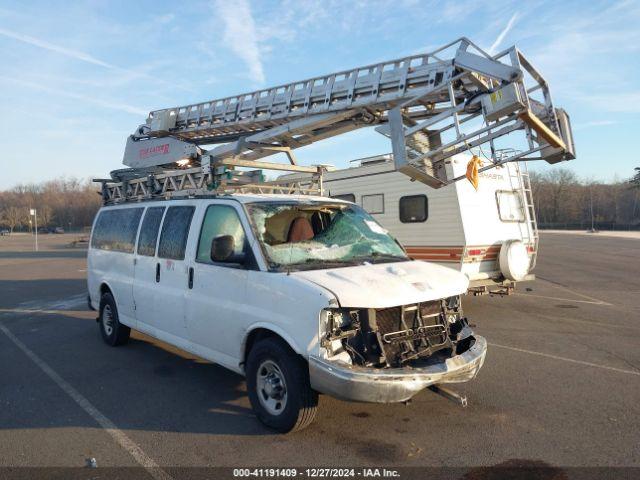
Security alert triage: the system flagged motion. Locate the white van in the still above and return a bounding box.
[87,194,487,432]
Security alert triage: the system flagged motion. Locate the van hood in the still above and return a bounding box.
[291,260,469,308]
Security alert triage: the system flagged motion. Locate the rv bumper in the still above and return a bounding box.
[467,273,535,289]
[309,335,487,403]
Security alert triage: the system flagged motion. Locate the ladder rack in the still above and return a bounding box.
[99,37,575,204]
[98,163,325,204]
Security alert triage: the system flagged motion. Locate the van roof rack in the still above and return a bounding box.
[96,37,574,204]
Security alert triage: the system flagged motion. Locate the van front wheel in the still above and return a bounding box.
[246,338,318,432]
[99,292,130,346]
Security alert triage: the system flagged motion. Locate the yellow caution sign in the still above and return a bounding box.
[465,155,483,190]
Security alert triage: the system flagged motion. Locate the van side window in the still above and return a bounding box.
[362,194,384,214]
[196,205,246,264]
[137,207,165,256]
[158,206,195,260]
[331,193,355,203]
[399,195,428,223]
[91,208,143,253]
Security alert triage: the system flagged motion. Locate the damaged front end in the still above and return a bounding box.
[309,296,487,403]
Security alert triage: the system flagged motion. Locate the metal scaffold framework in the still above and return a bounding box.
[97,37,575,203]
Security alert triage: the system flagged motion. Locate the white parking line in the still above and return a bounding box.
[514,292,611,306]
[535,277,613,305]
[489,342,640,376]
[16,293,87,311]
[0,323,173,479]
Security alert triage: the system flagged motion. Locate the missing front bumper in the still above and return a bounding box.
[309,335,487,403]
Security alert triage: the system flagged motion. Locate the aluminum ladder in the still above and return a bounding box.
[506,160,539,270]
[104,37,574,204]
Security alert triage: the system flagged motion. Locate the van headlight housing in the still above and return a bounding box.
[444,295,461,324]
[324,308,355,331]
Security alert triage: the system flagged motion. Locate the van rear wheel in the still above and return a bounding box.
[99,292,130,346]
[246,338,318,433]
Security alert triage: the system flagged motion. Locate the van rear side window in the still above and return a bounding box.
[158,206,195,260]
[91,208,143,253]
[137,207,165,257]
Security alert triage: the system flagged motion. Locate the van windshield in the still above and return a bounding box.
[246,201,409,271]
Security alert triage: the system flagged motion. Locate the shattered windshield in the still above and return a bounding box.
[246,201,409,271]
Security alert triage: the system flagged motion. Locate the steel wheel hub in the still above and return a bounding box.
[256,360,287,416]
[103,304,114,336]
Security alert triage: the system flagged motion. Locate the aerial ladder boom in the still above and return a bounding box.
[101,37,574,203]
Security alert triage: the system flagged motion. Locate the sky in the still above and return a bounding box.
[0,0,639,189]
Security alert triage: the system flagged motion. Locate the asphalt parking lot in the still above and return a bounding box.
[0,232,639,477]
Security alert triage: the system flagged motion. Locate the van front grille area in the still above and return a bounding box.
[374,301,452,367]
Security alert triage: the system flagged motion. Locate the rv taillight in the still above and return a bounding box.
[526,245,535,253]
[467,249,482,256]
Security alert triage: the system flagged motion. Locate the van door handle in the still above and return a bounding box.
[188,267,194,289]
[155,263,160,283]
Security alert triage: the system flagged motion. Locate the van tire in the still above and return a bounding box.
[99,292,130,346]
[246,337,318,433]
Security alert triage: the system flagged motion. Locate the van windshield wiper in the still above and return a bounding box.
[355,252,409,263]
[282,258,361,270]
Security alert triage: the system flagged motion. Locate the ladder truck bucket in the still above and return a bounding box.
[540,108,575,163]
[384,47,575,188]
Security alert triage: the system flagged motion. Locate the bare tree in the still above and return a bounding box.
[0,177,101,231]
[3,206,23,233]
[38,205,54,227]
[529,167,640,229]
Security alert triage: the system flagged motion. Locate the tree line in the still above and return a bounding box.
[530,168,640,230]
[0,178,101,233]
[1,169,639,233]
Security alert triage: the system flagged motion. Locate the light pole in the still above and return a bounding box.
[30,208,38,252]
[589,186,595,232]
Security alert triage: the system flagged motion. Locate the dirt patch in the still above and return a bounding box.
[335,436,402,463]
[351,412,371,418]
[354,439,402,463]
[463,459,568,480]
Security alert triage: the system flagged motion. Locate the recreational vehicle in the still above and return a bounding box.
[315,154,537,294]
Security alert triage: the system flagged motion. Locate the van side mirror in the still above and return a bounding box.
[210,235,244,264]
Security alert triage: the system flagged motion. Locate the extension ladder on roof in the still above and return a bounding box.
[98,37,575,204]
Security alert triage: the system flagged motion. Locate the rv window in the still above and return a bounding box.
[91,208,143,253]
[196,205,246,264]
[158,206,195,260]
[496,191,525,222]
[399,195,428,223]
[362,194,384,214]
[137,207,165,256]
[331,193,355,203]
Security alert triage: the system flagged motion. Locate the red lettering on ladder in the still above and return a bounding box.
[139,144,170,159]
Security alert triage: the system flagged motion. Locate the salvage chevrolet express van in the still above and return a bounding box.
[88,195,487,432]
